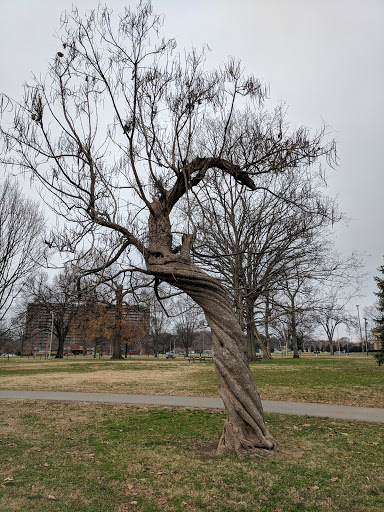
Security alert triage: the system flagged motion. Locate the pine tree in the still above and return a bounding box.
[373,261,384,366]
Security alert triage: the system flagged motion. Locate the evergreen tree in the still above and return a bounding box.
[373,261,384,366]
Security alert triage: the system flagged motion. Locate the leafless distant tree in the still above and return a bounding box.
[174,296,205,356]
[74,249,154,359]
[139,290,174,357]
[0,177,46,327]
[26,270,81,358]
[193,167,340,360]
[0,3,338,456]
[270,248,363,357]
[313,285,360,356]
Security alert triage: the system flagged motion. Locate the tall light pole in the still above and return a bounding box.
[356,305,364,353]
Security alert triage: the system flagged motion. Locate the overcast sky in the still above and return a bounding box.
[1,0,383,328]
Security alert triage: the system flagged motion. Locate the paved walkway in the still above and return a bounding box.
[1,390,384,423]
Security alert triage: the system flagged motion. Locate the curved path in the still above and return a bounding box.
[1,390,383,423]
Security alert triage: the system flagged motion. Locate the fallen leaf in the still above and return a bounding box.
[293,425,299,430]
[130,501,138,505]
[312,485,320,490]
[4,477,14,483]
[48,495,56,500]
[340,432,349,436]
[302,424,311,427]
[330,477,339,482]
[127,484,134,490]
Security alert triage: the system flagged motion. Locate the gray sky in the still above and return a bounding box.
[1,0,383,325]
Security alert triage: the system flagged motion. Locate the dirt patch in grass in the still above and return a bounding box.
[0,365,212,395]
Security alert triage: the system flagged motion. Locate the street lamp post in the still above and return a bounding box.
[356,305,364,353]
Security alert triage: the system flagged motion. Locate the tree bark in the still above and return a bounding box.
[111,285,123,360]
[263,296,273,359]
[254,326,272,360]
[246,327,257,361]
[148,256,276,457]
[245,299,271,360]
[290,310,300,359]
[245,301,258,361]
[55,337,64,358]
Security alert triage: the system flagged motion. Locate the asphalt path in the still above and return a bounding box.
[1,390,384,423]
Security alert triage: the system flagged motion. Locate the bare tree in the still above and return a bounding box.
[270,247,364,358]
[193,167,341,360]
[0,3,338,456]
[174,296,205,356]
[373,260,384,365]
[314,292,356,356]
[0,177,46,326]
[25,270,81,358]
[141,291,173,357]
[75,251,153,359]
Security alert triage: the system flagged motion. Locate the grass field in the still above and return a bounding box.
[0,354,383,407]
[1,400,383,512]
[1,355,383,511]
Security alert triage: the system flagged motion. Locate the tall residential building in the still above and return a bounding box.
[23,301,149,355]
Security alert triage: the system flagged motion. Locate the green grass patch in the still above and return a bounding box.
[249,356,384,407]
[0,354,383,407]
[0,400,383,511]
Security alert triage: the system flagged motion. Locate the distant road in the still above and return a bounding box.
[1,390,384,423]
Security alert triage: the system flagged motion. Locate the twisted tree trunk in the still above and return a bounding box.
[145,199,276,456]
[148,256,276,456]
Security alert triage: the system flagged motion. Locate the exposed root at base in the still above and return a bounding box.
[216,440,278,458]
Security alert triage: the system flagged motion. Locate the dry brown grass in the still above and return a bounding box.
[0,361,209,395]
[1,355,383,407]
